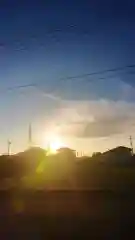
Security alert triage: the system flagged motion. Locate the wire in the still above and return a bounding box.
[0,83,36,94]
[1,64,135,97]
[60,64,135,81]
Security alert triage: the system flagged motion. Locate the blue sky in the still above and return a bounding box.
[0,0,135,154]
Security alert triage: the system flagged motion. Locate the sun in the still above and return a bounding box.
[49,137,63,153]
[43,133,65,154]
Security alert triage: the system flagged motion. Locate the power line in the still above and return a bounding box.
[27,66,135,98]
[1,63,135,97]
[60,64,135,81]
[0,83,36,94]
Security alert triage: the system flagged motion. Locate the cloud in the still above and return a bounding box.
[120,81,135,101]
[47,99,135,138]
[33,86,62,101]
[52,77,135,102]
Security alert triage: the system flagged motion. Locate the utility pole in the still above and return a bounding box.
[7,139,11,156]
[130,136,134,156]
[28,123,32,148]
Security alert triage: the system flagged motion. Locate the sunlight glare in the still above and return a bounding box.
[42,133,66,154]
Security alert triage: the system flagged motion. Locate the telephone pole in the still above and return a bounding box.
[130,136,134,156]
[28,123,32,148]
[7,139,11,156]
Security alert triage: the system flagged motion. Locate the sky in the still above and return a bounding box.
[1,0,135,154]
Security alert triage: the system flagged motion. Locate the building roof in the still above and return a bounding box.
[103,146,132,155]
[57,147,75,153]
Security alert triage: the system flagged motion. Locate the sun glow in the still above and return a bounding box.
[43,133,66,154]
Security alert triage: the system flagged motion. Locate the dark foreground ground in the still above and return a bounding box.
[0,190,135,239]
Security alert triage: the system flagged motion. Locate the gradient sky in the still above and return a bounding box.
[1,0,135,154]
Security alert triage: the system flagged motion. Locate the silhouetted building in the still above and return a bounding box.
[101,146,132,165]
[57,147,76,159]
